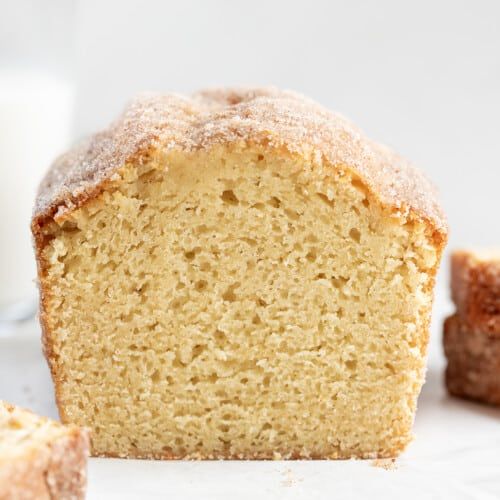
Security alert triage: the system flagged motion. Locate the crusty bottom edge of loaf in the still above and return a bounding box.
[445,373,500,407]
[88,444,409,460]
[445,385,500,408]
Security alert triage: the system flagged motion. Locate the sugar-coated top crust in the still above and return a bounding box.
[32,87,447,238]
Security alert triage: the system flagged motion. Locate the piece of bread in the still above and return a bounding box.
[0,401,89,499]
[444,249,500,405]
[32,87,447,459]
[451,249,500,334]
[443,314,500,405]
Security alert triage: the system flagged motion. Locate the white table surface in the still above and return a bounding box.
[1,287,499,500]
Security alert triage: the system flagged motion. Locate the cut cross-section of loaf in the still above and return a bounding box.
[32,87,447,459]
[0,401,89,500]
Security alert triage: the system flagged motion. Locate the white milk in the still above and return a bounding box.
[0,70,74,307]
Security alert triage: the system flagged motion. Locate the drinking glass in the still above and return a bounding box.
[0,0,76,333]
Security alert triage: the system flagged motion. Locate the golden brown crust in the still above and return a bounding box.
[451,250,500,335]
[0,403,90,500]
[443,314,500,406]
[32,87,447,239]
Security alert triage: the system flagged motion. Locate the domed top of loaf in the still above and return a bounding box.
[32,87,447,239]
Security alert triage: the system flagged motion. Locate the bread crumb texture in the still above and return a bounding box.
[0,401,89,499]
[39,142,443,459]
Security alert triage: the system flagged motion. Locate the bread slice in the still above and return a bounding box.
[445,249,500,405]
[451,249,500,334]
[0,401,89,499]
[32,87,447,459]
[443,314,500,405]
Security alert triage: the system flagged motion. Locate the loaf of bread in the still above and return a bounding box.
[444,249,500,405]
[32,87,447,459]
[0,401,89,499]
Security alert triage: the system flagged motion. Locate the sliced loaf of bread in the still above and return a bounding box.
[32,87,447,459]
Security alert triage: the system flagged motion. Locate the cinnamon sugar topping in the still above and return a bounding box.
[33,87,447,235]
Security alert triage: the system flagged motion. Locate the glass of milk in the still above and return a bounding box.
[0,0,76,331]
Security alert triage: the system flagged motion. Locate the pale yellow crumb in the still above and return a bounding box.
[40,144,439,459]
